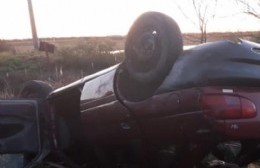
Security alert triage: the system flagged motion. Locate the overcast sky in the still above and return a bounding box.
[0,0,259,39]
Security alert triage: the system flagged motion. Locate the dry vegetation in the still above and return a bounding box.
[0,37,124,97]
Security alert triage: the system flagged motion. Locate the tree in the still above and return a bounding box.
[175,0,218,43]
[236,0,260,19]
[192,0,218,43]
[236,0,260,43]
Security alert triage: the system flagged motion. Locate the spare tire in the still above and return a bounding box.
[18,80,53,99]
[124,11,183,84]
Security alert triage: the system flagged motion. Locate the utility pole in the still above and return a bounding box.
[27,0,39,50]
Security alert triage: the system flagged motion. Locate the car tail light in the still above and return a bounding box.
[201,94,256,119]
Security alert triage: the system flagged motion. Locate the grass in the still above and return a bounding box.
[0,38,124,97]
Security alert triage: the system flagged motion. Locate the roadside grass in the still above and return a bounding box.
[0,39,124,97]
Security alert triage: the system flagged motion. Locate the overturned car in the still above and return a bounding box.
[1,12,260,168]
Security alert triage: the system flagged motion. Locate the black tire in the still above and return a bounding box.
[18,80,53,99]
[124,11,183,84]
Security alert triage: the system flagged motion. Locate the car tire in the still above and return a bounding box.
[18,80,53,99]
[124,11,183,84]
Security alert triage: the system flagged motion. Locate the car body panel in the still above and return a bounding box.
[0,100,40,153]
[80,68,141,145]
[157,40,260,93]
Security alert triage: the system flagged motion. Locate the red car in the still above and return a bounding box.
[1,12,260,168]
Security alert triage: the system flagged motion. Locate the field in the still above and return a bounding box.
[0,36,125,97]
[0,31,259,97]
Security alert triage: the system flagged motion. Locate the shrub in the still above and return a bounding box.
[0,38,125,93]
[0,40,12,52]
[254,32,260,43]
[56,39,119,72]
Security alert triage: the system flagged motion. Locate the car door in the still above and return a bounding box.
[80,69,141,145]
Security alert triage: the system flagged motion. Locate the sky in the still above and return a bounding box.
[0,0,259,39]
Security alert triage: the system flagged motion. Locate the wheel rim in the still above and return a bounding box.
[127,27,163,73]
[133,30,158,61]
